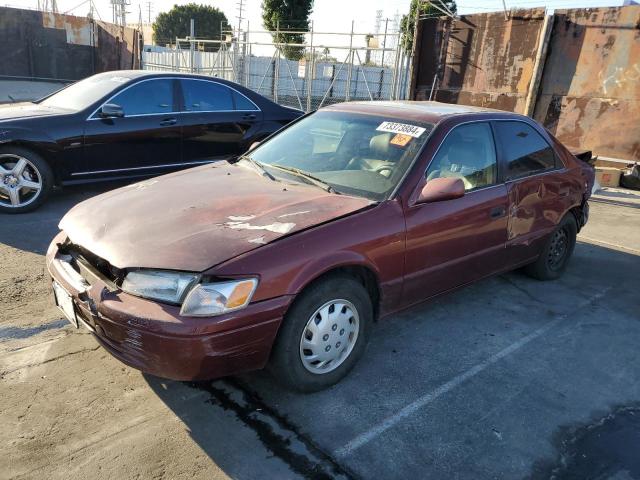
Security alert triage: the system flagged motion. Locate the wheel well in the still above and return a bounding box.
[569,206,584,232]
[0,142,57,183]
[301,265,381,320]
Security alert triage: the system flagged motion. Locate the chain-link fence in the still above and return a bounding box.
[143,25,411,112]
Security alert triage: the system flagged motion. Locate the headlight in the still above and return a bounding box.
[120,270,198,304]
[180,278,258,317]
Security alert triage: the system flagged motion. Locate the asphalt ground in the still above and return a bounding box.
[1,182,639,480]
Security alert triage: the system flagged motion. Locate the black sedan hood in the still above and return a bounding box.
[0,103,73,122]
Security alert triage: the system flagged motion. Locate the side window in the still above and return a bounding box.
[109,79,174,116]
[181,80,233,111]
[426,122,497,191]
[232,91,258,111]
[493,121,556,180]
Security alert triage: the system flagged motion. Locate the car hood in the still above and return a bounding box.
[59,162,373,271]
[0,102,72,122]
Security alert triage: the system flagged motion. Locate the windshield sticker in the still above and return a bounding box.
[390,133,413,147]
[376,121,426,138]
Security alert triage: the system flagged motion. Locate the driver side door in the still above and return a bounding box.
[79,78,182,179]
[401,121,509,307]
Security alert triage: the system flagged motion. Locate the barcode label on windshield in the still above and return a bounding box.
[376,121,426,138]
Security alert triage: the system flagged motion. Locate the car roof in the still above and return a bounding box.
[92,70,228,81]
[322,100,519,124]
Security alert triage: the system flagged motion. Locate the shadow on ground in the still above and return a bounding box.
[0,180,134,255]
[144,243,640,480]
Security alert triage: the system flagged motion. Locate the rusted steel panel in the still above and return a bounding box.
[0,6,141,80]
[95,21,141,71]
[413,9,546,113]
[534,6,640,160]
[410,18,447,100]
[41,11,93,46]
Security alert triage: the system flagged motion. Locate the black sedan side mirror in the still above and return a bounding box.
[99,103,124,118]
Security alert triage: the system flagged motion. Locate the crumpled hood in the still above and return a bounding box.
[0,102,71,122]
[59,162,373,271]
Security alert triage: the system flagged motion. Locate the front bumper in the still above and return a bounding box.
[46,233,292,381]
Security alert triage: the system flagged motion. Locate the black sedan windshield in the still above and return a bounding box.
[250,111,434,201]
[39,72,132,111]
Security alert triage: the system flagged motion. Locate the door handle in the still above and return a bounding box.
[490,206,506,219]
[159,118,177,126]
[242,114,257,121]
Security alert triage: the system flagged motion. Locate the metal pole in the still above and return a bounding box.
[391,33,402,99]
[189,18,195,73]
[175,36,179,71]
[381,18,388,67]
[345,20,354,101]
[306,21,314,112]
[524,13,552,117]
[244,20,250,87]
[501,0,509,20]
[274,21,280,102]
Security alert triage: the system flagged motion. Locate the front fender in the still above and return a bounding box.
[0,127,59,152]
[286,250,381,296]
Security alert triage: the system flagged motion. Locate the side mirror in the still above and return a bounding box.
[249,141,261,151]
[417,177,465,203]
[99,103,124,118]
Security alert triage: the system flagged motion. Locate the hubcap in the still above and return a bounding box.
[299,299,360,374]
[547,228,569,271]
[0,154,43,208]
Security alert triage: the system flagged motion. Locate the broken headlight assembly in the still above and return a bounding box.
[120,270,258,317]
[120,270,198,304]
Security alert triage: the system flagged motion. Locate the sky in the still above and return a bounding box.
[19,0,627,31]
[14,0,627,51]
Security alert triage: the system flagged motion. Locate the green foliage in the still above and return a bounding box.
[153,3,229,50]
[400,0,456,53]
[262,0,314,60]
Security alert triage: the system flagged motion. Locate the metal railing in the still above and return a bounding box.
[143,24,411,112]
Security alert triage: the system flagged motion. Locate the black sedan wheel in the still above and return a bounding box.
[0,147,53,214]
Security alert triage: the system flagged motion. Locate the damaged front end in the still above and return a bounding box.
[46,232,291,381]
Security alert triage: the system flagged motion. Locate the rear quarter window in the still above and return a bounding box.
[494,121,557,180]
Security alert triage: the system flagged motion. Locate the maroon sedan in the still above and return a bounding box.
[47,101,594,392]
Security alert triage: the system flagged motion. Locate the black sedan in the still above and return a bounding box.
[0,71,302,213]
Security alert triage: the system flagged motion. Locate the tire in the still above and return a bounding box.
[269,274,373,393]
[524,214,577,281]
[0,146,53,214]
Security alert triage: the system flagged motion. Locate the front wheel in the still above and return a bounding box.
[524,214,577,280]
[269,275,372,392]
[0,147,53,214]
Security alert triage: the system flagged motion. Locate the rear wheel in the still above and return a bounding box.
[0,147,53,214]
[524,214,577,280]
[269,275,372,392]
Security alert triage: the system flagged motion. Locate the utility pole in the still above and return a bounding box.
[146,1,152,23]
[236,0,244,36]
[110,0,130,26]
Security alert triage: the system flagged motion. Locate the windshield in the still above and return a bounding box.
[39,73,132,111]
[250,111,434,201]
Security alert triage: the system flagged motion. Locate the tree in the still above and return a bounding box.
[153,3,229,50]
[400,0,456,53]
[262,0,314,61]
